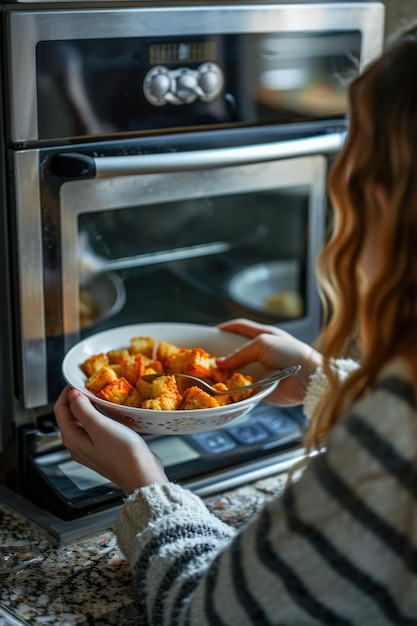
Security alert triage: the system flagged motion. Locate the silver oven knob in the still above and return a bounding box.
[143,63,224,106]
[197,62,224,101]
[150,70,171,98]
[143,66,172,105]
[175,70,201,103]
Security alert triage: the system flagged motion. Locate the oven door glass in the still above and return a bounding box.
[75,185,308,328]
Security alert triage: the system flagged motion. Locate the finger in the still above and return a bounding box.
[68,390,138,441]
[54,387,82,429]
[67,389,107,429]
[217,336,268,369]
[218,318,278,339]
[54,385,71,414]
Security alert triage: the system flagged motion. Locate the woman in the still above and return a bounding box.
[55,27,417,624]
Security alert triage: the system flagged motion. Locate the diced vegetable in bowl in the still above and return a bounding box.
[61,323,279,435]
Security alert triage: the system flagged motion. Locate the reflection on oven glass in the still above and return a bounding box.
[255,32,361,118]
[46,272,126,336]
[227,260,304,318]
[79,273,126,329]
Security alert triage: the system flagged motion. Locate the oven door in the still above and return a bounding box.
[12,126,342,410]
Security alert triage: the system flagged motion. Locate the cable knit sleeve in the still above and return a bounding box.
[115,482,236,624]
[116,482,235,567]
[303,358,359,419]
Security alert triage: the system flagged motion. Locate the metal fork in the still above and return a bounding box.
[141,364,301,396]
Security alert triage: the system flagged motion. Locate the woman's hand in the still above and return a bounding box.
[54,387,168,495]
[217,319,322,406]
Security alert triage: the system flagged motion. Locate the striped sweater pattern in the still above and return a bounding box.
[115,358,417,625]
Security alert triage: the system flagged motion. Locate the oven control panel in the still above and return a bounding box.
[143,63,224,106]
[30,30,364,141]
[5,4,385,143]
[19,403,306,519]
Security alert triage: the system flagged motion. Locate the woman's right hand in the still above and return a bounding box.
[217,318,322,406]
[54,386,168,495]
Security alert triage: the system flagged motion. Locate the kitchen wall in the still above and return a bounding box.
[383,0,417,37]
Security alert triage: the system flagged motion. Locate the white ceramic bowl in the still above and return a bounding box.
[62,322,278,435]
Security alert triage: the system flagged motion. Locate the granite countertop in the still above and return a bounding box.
[0,472,289,626]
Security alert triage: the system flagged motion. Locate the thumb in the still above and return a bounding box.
[216,341,258,370]
[67,389,104,427]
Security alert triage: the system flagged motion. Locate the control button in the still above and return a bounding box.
[191,431,237,454]
[257,414,300,437]
[143,66,172,106]
[197,62,224,101]
[176,71,200,103]
[150,72,171,98]
[199,69,217,94]
[228,422,270,445]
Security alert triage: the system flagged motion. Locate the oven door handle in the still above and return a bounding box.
[51,132,345,179]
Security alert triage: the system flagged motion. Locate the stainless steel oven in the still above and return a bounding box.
[0,1,385,537]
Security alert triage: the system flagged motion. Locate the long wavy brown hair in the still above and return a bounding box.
[305,26,417,451]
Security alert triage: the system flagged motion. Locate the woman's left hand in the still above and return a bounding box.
[54,387,168,495]
[216,318,322,406]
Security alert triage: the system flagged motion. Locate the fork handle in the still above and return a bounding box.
[257,365,301,386]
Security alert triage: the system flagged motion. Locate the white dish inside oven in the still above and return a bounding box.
[227,260,302,317]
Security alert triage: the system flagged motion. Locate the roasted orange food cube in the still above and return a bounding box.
[120,354,147,386]
[212,382,233,406]
[85,365,118,395]
[147,359,164,373]
[142,375,182,411]
[124,389,143,408]
[97,377,134,404]
[129,336,154,358]
[156,341,181,367]
[227,372,256,402]
[81,352,109,377]
[107,349,130,365]
[110,364,122,377]
[209,365,232,384]
[180,386,220,410]
[136,378,152,399]
[165,348,213,379]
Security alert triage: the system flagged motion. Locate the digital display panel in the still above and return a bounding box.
[58,459,113,491]
[149,41,216,64]
[148,436,201,467]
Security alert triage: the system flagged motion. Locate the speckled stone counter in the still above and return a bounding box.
[0,473,289,625]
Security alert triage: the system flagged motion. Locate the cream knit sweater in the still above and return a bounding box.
[116,358,417,625]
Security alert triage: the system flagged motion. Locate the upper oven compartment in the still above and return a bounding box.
[4,2,385,144]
